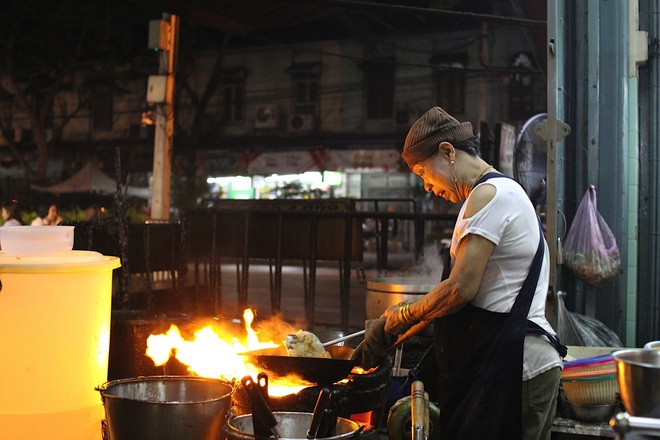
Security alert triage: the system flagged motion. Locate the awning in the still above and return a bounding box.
[31,162,151,199]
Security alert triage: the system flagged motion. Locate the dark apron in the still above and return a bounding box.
[434,173,564,440]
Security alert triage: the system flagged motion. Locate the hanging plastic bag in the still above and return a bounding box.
[562,185,620,286]
[555,292,623,347]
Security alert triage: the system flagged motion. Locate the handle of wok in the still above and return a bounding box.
[350,319,429,366]
[393,319,433,347]
[350,340,365,362]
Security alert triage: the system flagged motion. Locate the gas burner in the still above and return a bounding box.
[232,355,394,421]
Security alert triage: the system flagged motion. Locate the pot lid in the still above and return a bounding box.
[0,250,121,273]
[366,277,438,293]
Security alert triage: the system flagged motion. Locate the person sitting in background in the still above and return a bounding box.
[84,204,103,221]
[31,203,63,226]
[2,200,24,226]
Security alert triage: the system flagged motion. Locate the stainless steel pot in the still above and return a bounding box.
[97,375,234,440]
[644,340,660,350]
[223,411,362,440]
[612,349,660,418]
[364,277,437,320]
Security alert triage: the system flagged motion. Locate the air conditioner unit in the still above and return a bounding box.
[254,105,279,128]
[287,113,315,133]
[393,107,419,127]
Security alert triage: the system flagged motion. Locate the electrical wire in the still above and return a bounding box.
[243,33,546,76]
[279,0,546,29]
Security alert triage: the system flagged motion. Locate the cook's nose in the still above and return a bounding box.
[424,181,433,193]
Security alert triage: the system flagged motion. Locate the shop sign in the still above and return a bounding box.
[327,149,400,171]
[247,151,323,175]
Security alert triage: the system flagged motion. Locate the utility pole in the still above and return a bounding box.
[150,14,178,221]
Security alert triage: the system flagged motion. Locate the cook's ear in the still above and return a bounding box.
[438,142,455,160]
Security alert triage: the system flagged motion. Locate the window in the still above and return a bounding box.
[431,53,467,115]
[91,87,113,131]
[360,58,395,119]
[508,52,535,120]
[223,68,246,123]
[286,62,320,114]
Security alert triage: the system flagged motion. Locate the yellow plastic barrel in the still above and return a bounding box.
[0,250,120,440]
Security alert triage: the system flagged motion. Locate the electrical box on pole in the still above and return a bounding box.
[148,19,170,51]
[146,75,167,103]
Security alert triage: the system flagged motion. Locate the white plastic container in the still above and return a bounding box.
[0,249,120,440]
[0,225,74,255]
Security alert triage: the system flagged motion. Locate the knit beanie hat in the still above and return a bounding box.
[401,106,474,169]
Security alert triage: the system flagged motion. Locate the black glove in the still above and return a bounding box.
[360,317,395,370]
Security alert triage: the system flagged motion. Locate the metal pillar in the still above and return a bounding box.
[544,0,570,329]
[637,0,660,345]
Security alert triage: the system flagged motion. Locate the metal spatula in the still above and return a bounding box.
[285,329,366,349]
[321,330,365,347]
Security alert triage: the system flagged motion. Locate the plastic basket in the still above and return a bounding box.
[561,367,616,380]
[560,373,619,404]
[563,354,615,373]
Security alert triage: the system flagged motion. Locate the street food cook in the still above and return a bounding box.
[363,106,567,440]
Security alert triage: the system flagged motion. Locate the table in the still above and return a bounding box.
[552,416,616,438]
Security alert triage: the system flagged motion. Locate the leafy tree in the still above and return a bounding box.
[171,22,232,208]
[0,0,157,182]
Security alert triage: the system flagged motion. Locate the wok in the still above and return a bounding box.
[239,345,359,385]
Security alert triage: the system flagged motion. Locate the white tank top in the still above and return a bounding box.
[450,176,563,378]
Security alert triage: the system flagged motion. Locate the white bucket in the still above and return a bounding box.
[0,249,120,440]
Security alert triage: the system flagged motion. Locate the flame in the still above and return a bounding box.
[239,308,280,352]
[146,309,313,395]
[351,366,373,375]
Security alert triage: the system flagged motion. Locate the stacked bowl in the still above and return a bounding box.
[561,354,619,422]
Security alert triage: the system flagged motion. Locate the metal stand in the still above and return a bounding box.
[611,412,660,439]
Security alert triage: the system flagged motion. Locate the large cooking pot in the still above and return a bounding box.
[224,411,362,440]
[240,345,357,384]
[612,349,660,418]
[644,340,660,350]
[365,277,437,320]
[97,375,234,440]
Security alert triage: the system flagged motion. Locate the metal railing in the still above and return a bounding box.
[67,199,457,331]
[181,199,455,330]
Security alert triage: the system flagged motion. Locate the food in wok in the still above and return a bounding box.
[240,329,366,384]
[285,330,331,358]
